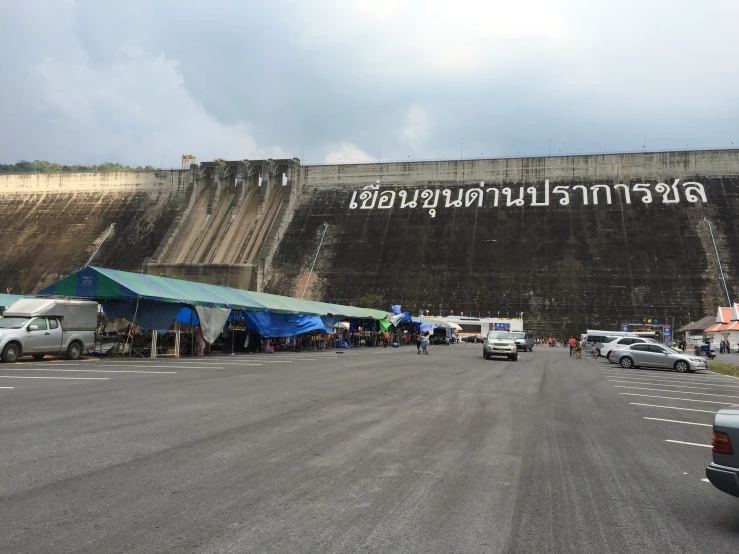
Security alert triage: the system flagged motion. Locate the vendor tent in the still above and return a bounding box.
[37,266,390,337]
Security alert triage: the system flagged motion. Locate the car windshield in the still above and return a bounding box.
[488,332,513,340]
[511,332,525,339]
[0,317,30,329]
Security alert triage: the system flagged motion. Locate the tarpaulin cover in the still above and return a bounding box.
[174,307,199,326]
[243,311,328,338]
[102,299,186,332]
[195,306,231,344]
[39,266,390,320]
[379,318,392,332]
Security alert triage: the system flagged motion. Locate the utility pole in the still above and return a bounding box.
[85,224,115,268]
[302,223,329,299]
[704,217,732,306]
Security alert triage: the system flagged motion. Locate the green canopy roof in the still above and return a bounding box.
[0,293,23,310]
[38,266,390,320]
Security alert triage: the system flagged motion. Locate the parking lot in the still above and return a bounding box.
[1,346,738,553]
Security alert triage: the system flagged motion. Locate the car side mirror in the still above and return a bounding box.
[28,325,38,332]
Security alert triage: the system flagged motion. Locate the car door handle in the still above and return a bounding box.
[44,332,51,335]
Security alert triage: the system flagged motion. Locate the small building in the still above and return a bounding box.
[677,315,718,345]
[705,305,739,350]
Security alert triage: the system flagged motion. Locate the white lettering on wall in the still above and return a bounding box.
[347,180,706,216]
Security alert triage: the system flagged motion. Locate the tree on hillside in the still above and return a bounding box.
[0,161,156,174]
[355,293,387,310]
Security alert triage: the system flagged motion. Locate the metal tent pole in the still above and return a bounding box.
[125,297,140,358]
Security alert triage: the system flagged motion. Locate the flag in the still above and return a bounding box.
[391,305,401,315]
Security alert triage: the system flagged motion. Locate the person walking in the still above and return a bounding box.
[415,331,422,354]
[421,332,429,355]
[195,324,206,357]
[591,341,598,358]
[568,336,576,357]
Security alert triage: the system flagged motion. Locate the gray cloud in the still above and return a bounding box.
[1,0,738,167]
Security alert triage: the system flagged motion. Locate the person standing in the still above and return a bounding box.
[415,331,422,354]
[195,324,206,357]
[568,336,576,357]
[421,332,429,355]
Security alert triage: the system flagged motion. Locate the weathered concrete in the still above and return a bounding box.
[0,170,192,292]
[2,150,738,336]
[144,160,298,288]
[266,150,739,335]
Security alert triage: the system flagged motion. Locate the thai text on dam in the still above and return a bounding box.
[348,179,708,217]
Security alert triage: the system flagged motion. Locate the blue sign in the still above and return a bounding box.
[663,324,672,344]
[621,323,629,332]
[494,322,510,331]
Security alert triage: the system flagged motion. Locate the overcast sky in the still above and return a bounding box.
[2,0,738,166]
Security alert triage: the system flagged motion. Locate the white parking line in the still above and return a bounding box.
[0,386,14,389]
[702,478,710,482]
[262,360,293,363]
[600,371,736,384]
[609,379,739,392]
[614,386,739,399]
[643,417,712,427]
[620,393,734,404]
[0,375,109,380]
[665,439,712,448]
[0,368,176,374]
[606,375,739,387]
[598,367,721,377]
[630,403,718,414]
[598,369,728,380]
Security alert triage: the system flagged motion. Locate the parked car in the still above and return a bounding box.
[600,336,657,359]
[706,405,739,498]
[483,331,518,361]
[461,335,477,343]
[0,298,97,362]
[607,343,707,372]
[512,331,535,352]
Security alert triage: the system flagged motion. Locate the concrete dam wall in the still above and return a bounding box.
[1,150,737,336]
[0,170,193,292]
[265,150,739,335]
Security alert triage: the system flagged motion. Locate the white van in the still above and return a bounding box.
[582,330,638,355]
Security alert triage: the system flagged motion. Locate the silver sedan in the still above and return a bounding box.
[607,343,708,373]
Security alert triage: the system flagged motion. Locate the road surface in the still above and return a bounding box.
[1,345,738,553]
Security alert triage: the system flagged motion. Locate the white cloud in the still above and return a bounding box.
[397,106,430,151]
[324,143,375,163]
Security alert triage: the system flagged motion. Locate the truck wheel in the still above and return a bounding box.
[2,343,21,363]
[67,342,83,360]
[32,354,46,361]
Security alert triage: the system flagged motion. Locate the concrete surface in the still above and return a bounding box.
[1,346,738,553]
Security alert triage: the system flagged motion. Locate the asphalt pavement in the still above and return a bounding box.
[1,345,738,553]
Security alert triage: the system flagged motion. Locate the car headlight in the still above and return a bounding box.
[691,358,704,363]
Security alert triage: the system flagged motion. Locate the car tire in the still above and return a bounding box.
[32,354,45,361]
[510,353,518,362]
[620,356,634,369]
[483,351,489,360]
[67,342,83,361]
[2,343,21,363]
[675,360,691,373]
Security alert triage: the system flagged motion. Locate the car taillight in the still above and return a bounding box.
[712,432,733,455]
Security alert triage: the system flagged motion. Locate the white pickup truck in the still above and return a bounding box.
[0,298,97,362]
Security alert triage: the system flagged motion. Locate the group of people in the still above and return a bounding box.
[719,340,734,354]
[415,331,429,355]
[568,336,590,359]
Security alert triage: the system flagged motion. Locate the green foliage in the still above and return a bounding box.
[355,293,387,310]
[0,160,157,174]
[158,272,184,280]
[708,360,739,378]
[16,270,32,295]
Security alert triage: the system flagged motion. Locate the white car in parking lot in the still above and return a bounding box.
[607,343,707,372]
[600,336,658,359]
